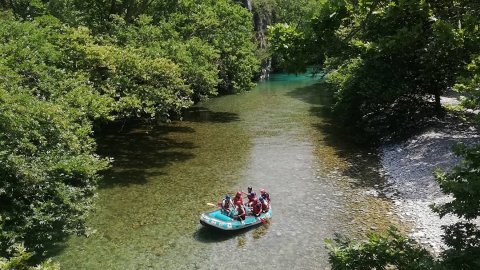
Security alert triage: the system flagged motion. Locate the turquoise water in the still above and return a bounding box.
[53,73,402,269]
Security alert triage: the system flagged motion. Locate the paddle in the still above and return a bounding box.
[206,202,219,207]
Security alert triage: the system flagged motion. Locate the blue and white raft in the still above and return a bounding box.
[199,208,272,230]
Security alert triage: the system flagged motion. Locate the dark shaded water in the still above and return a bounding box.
[53,73,403,269]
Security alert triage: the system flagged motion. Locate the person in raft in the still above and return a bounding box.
[242,186,253,198]
[259,196,269,213]
[234,191,243,205]
[221,194,234,217]
[251,197,263,217]
[242,187,254,206]
[260,188,270,203]
[234,200,246,223]
[246,191,257,208]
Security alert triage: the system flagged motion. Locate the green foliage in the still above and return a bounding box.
[255,0,325,73]
[441,222,480,269]
[327,227,436,270]
[0,88,110,254]
[0,16,114,121]
[454,56,480,110]
[434,144,480,220]
[159,0,259,93]
[433,144,480,269]
[250,0,325,28]
[0,244,59,270]
[107,14,220,101]
[0,15,195,121]
[267,23,308,73]
[269,0,480,140]
[324,0,441,139]
[81,43,192,119]
[183,0,258,93]
[272,0,325,27]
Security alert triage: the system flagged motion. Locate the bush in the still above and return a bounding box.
[326,227,436,270]
[0,244,59,270]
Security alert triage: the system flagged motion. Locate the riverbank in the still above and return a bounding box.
[380,108,479,254]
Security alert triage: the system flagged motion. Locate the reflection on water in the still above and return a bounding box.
[53,73,405,269]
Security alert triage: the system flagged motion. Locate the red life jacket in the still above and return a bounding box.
[234,195,243,205]
[247,193,256,206]
[237,205,246,218]
[252,201,262,215]
[234,199,243,206]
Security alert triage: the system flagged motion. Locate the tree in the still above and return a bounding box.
[433,144,480,269]
[0,88,109,255]
[0,244,59,270]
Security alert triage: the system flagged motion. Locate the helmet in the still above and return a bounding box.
[259,196,264,201]
[260,188,266,194]
[225,194,231,200]
[236,191,242,197]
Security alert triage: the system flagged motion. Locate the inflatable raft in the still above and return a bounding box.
[199,207,272,230]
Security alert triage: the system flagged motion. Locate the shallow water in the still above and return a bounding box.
[53,73,403,269]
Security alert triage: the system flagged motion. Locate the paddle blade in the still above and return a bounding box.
[206,202,216,207]
[260,218,266,225]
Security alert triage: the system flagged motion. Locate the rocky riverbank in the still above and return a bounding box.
[380,111,479,254]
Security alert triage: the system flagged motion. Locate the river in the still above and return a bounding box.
[53,73,404,269]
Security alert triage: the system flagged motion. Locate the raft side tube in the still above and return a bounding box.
[199,208,272,230]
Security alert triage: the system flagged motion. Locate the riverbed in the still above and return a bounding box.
[381,113,480,254]
[53,73,403,269]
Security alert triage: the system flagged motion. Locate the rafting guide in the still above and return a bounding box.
[200,187,272,230]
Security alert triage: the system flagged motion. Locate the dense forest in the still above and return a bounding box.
[1,0,479,269]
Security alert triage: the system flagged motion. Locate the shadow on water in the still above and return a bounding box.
[183,107,240,123]
[194,221,269,244]
[194,226,248,243]
[97,125,197,188]
[96,108,241,188]
[287,82,387,188]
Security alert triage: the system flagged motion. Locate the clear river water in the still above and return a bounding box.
[53,73,405,269]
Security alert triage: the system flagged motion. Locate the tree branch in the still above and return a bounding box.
[342,0,382,42]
